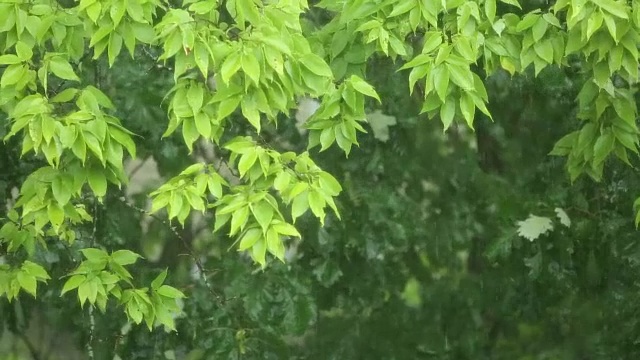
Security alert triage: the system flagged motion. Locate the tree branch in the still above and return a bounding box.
[17,332,41,360]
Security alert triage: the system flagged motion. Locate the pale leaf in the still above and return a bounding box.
[516,215,553,241]
[554,207,571,227]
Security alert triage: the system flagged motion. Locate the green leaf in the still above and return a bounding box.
[17,272,37,297]
[308,190,326,223]
[126,0,145,21]
[217,94,242,121]
[121,24,136,57]
[224,137,255,154]
[318,172,342,195]
[110,262,132,280]
[500,0,521,8]
[401,54,432,72]
[15,41,32,61]
[389,0,416,17]
[41,116,56,143]
[190,0,217,14]
[182,117,200,151]
[485,0,496,22]
[242,52,261,84]
[220,52,242,84]
[86,2,102,23]
[85,86,114,108]
[549,131,578,155]
[47,202,64,230]
[543,13,562,27]
[291,192,310,221]
[459,92,475,128]
[111,250,141,266]
[435,45,453,66]
[348,75,380,102]
[126,301,143,323]
[108,33,123,66]
[517,13,539,32]
[408,64,429,95]
[0,54,22,65]
[82,248,109,262]
[208,175,224,198]
[151,192,170,213]
[251,201,274,233]
[534,41,554,64]
[273,221,301,237]
[151,270,168,289]
[194,42,210,77]
[433,66,449,102]
[87,168,108,197]
[241,98,261,131]
[446,63,474,90]
[320,128,336,151]
[1,64,26,87]
[578,123,598,153]
[52,175,73,205]
[389,36,408,56]
[612,98,636,126]
[156,285,185,299]
[274,171,291,192]
[71,135,87,162]
[266,227,284,261]
[181,163,204,176]
[110,0,126,26]
[251,238,267,266]
[612,126,638,153]
[22,261,50,280]
[238,228,262,251]
[454,36,476,62]
[168,192,184,220]
[532,17,549,42]
[422,32,443,54]
[593,129,615,165]
[185,187,205,212]
[61,275,86,295]
[440,97,455,130]
[238,150,258,177]
[77,281,90,305]
[300,53,333,78]
[52,88,79,103]
[603,14,618,40]
[409,6,421,30]
[89,25,112,48]
[194,112,211,138]
[109,127,137,158]
[229,205,250,236]
[49,57,80,81]
[187,84,204,115]
[596,0,628,19]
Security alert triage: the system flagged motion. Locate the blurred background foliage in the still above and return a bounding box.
[3,0,640,359]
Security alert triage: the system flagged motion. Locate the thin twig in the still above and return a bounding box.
[126,156,149,179]
[87,306,95,360]
[118,198,226,305]
[86,199,98,360]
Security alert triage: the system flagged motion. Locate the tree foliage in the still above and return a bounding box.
[2,0,640,358]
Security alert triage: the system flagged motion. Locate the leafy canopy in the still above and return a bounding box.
[1,0,640,340]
